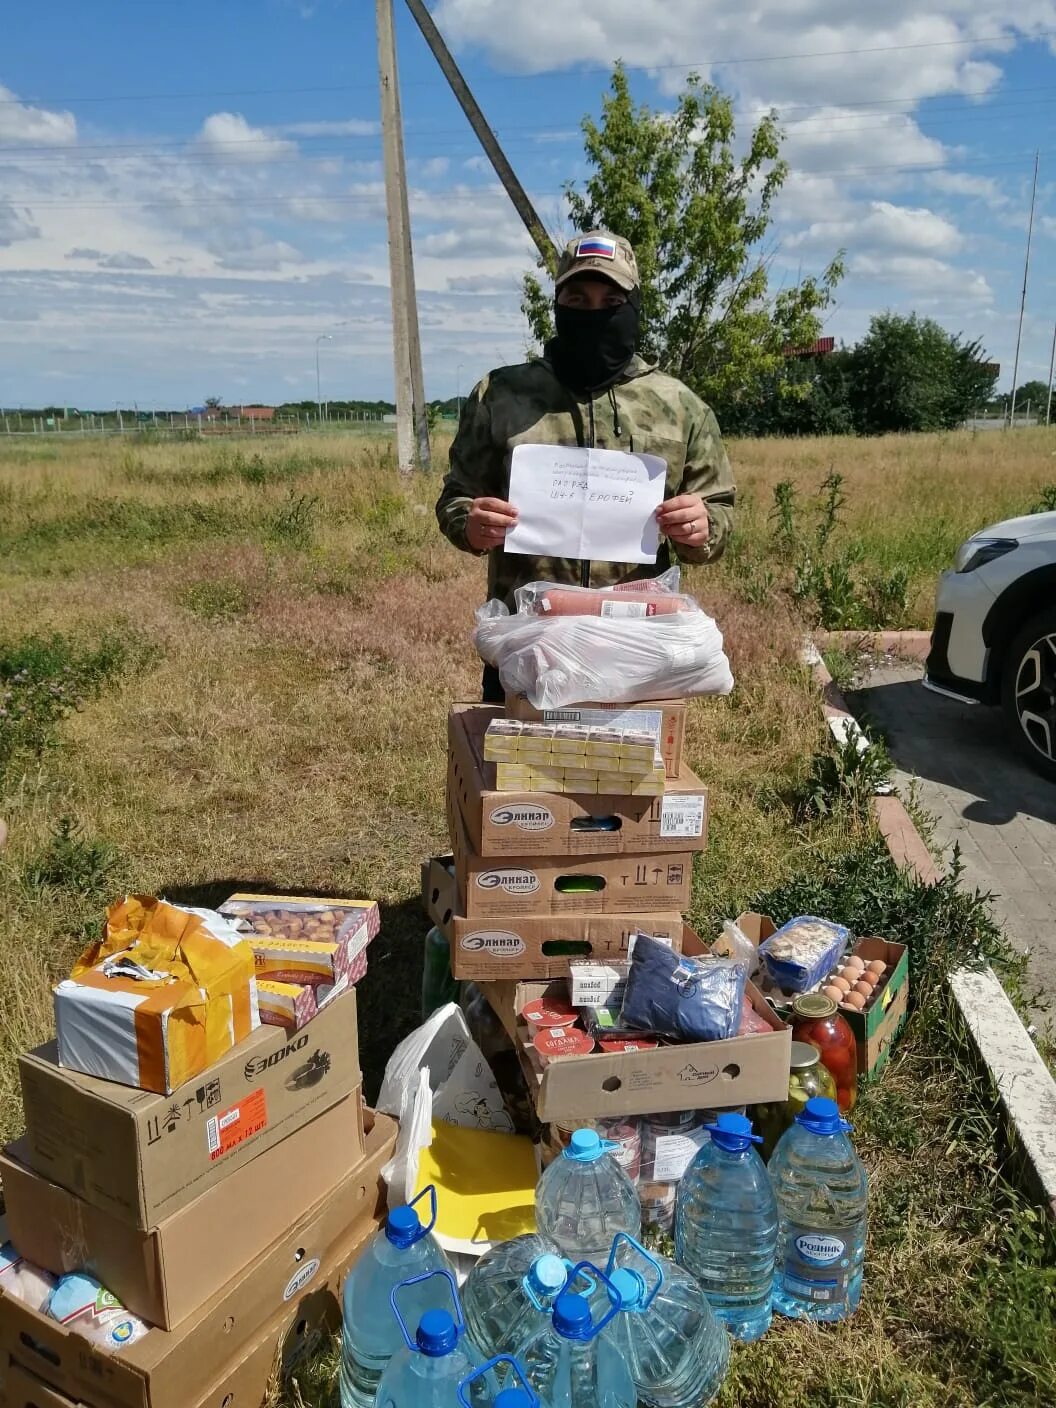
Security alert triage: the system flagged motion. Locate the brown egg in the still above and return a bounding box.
[842,991,866,1011]
[831,975,851,995]
[853,980,874,999]
[843,957,865,976]
[867,959,887,976]
[822,985,844,1003]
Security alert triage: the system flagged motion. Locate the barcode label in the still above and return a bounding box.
[206,1118,220,1155]
[659,795,706,838]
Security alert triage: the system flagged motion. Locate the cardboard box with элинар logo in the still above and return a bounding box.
[448,705,708,858]
[18,986,361,1229]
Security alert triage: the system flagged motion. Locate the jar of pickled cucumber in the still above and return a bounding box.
[752,1041,838,1159]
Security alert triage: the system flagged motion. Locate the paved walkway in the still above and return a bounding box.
[849,661,1056,1010]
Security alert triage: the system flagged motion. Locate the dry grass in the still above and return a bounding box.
[0,426,1052,1408]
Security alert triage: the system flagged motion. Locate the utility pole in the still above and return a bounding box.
[376,0,431,473]
[1009,151,1039,428]
[1046,317,1055,427]
[403,0,558,275]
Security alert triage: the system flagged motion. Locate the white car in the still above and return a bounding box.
[926,510,1056,780]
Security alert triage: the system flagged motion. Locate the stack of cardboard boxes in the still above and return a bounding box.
[425,697,792,1149]
[0,898,394,1408]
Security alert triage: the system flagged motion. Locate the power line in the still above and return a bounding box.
[2,26,1054,107]
[5,89,1055,163]
[6,147,1049,212]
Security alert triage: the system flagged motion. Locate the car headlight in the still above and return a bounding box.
[954,538,1019,573]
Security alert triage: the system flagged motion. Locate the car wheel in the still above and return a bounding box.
[1001,607,1056,781]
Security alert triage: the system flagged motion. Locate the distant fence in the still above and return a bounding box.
[0,412,396,439]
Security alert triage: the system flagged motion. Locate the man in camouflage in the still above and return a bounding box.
[436,229,736,701]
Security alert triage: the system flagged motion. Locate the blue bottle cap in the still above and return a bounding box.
[495,1393,534,1408]
[565,1129,602,1162]
[528,1254,567,1296]
[416,1308,458,1357]
[796,1097,853,1136]
[608,1267,646,1311]
[707,1112,761,1152]
[552,1291,592,1340]
[385,1205,422,1248]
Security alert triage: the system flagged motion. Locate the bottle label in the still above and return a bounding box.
[783,1225,851,1305]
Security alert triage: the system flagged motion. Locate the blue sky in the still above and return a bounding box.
[1,0,1054,410]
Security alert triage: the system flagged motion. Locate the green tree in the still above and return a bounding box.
[1013,380,1050,412]
[522,66,843,419]
[848,313,999,434]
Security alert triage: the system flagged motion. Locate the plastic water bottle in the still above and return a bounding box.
[673,1111,778,1342]
[536,1129,641,1263]
[768,1096,868,1323]
[339,1187,453,1408]
[374,1270,487,1408]
[462,1234,569,1363]
[459,1356,549,1408]
[516,1268,636,1408]
[603,1234,729,1408]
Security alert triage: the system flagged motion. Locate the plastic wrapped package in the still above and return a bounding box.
[759,917,850,995]
[474,604,734,710]
[0,1238,56,1311]
[619,934,748,1043]
[47,1272,150,1349]
[514,572,698,619]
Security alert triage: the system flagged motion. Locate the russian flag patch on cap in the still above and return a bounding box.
[575,235,617,260]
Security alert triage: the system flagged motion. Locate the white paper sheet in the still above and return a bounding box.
[503,444,668,564]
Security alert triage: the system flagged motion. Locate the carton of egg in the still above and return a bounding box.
[822,956,891,1014]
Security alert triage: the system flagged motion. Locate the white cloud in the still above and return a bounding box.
[790,199,964,256]
[925,170,1008,204]
[276,119,378,137]
[196,112,296,161]
[0,201,40,247]
[0,84,76,146]
[849,252,993,305]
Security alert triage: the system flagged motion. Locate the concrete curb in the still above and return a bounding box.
[810,632,1056,1217]
[822,629,931,662]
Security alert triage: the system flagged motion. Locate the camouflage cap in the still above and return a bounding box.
[555,230,639,292]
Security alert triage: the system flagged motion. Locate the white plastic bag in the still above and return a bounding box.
[474,604,735,709]
[376,1003,515,1217]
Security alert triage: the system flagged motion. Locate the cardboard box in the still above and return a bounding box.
[0,1092,365,1330]
[449,796,694,919]
[840,938,910,1080]
[0,1112,396,1408]
[505,695,687,779]
[479,927,792,1119]
[19,988,361,1230]
[449,706,707,858]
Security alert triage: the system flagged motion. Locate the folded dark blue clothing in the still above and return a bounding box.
[619,933,748,1043]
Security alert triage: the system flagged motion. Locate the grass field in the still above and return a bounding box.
[0,426,1053,1407]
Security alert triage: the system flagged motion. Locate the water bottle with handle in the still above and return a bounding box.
[462,1234,570,1363]
[768,1096,868,1322]
[459,1356,549,1408]
[517,1265,636,1408]
[535,1129,641,1263]
[374,1270,488,1408]
[673,1111,778,1342]
[602,1233,729,1408]
[339,1186,453,1408]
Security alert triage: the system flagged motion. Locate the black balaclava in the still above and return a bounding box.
[548,287,641,395]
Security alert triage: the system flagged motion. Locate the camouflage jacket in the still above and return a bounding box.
[435,352,736,607]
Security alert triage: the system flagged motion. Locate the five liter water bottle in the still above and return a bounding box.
[535,1129,641,1263]
[768,1096,869,1323]
[517,1269,636,1408]
[674,1111,778,1342]
[375,1270,486,1408]
[603,1234,729,1408]
[462,1234,569,1363]
[340,1186,452,1407]
[459,1356,548,1408]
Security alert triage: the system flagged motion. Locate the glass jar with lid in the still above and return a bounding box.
[791,993,858,1113]
[753,1041,837,1159]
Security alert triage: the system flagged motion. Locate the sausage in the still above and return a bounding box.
[536,588,693,617]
